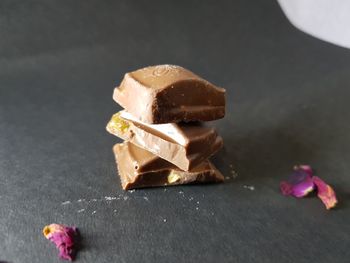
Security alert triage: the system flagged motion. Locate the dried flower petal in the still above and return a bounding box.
[312,176,338,209]
[296,165,313,177]
[280,181,293,196]
[43,224,78,261]
[280,165,314,197]
[280,165,337,210]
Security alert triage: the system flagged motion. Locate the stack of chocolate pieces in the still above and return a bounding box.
[106,65,226,190]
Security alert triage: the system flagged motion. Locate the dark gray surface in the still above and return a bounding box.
[0,1,349,262]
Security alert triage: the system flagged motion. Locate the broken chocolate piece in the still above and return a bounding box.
[106,111,223,171]
[113,142,224,190]
[113,65,226,124]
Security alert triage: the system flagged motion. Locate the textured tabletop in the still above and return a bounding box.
[0,1,349,262]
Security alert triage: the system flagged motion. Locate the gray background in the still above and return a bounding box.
[0,1,349,262]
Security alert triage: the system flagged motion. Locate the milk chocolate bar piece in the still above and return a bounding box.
[106,111,223,171]
[113,142,224,190]
[113,65,226,124]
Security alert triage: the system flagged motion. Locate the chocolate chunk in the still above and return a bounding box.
[113,142,224,190]
[106,111,223,171]
[113,65,226,124]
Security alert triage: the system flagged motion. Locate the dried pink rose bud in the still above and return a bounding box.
[312,176,338,210]
[280,165,337,210]
[280,165,315,198]
[43,224,78,261]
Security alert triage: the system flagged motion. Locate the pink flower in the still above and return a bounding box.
[43,224,78,261]
[280,165,315,198]
[312,176,338,210]
[280,165,337,210]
